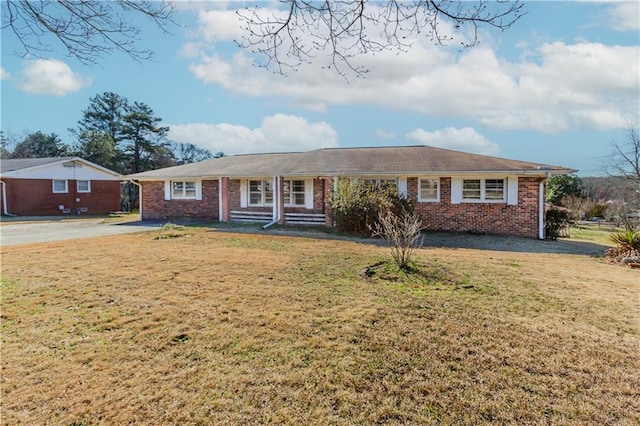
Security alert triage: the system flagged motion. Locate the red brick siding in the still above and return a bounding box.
[1,178,120,216]
[141,180,219,220]
[139,176,543,237]
[409,177,541,238]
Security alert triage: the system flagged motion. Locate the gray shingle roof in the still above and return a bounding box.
[127,146,573,180]
[0,157,77,173]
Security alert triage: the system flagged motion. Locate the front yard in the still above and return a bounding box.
[1,227,638,424]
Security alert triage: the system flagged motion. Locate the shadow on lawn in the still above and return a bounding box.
[419,231,608,257]
[177,221,609,258]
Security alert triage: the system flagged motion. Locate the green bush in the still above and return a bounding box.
[609,230,640,250]
[607,230,640,262]
[545,207,569,240]
[331,178,413,235]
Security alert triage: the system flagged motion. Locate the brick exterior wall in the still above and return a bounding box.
[1,178,120,216]
[141,180,219,220]
[408,177,542,238]
[138,176,543,238]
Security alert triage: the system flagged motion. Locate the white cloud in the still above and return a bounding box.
[197,8,246,42]
[0,68,10,80]
[185,5,639,134]
[607,2,640,32]
[407,127,500,155]
[17,59,91,95]
[167,113,339,155]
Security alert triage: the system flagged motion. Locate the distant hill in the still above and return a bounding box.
[582,176,638,204]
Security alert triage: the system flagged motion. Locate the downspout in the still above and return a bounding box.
[218,177,223,222]
[1,180,17,216]
[262,175,280,229]
[128,179,143,219]
[538,174,549,240]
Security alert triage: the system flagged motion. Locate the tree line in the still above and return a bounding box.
[0,92,223,175]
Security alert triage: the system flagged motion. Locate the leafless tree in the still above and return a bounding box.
[609,126,640,230]
[236,0,525,77]
[370,208,426,270]
[2,0,175,64]
[610,126,640,182]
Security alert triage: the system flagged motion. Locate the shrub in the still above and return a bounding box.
[606,230,640,263]
[610,230,640,250]
[370,208,425,270]
[331,178,413,235]
[545,207,569,240]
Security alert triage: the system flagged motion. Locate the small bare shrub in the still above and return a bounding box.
[370,208,426,270]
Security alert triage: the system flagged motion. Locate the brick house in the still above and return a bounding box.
[127,146,573,239]
[0,157,122,216]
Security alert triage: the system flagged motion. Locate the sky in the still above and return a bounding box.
[1,1,639,176]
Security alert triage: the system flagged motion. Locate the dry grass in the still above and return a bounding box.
[1,228,638,425]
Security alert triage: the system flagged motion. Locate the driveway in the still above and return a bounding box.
[0,217,164,246]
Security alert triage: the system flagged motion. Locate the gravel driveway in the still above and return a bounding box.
[0,217,164,246]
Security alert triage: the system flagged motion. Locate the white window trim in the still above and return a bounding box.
[248,179,273,207]
[77,180,91,193]
[460,177,506,203]
[283,179,306,207]
[418,177,440,202]
[53,179,68,194]
[166,180,202,200]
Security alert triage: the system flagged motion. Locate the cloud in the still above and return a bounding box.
[406,127,500,155]
[167,114,339,155]
[184,4,639,134]
[0,68,9,80]
[17,59,91,95]
[607,2,640,32]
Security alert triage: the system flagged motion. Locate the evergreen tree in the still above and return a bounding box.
[11,132,69,158]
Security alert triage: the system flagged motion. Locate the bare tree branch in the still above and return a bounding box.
[609,126,640,182]
[236,0,525,78]
[2,0,175,65]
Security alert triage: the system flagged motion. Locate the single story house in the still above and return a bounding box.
[0,157,122,216]
[127,146,573,239]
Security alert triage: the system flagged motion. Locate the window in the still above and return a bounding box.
[249,180,273,206]
[284,180,305,206]
[172,181,197,199]
[462,178,505,202]
[77,180,91,193]
[462,179,481,200]
[418,178,439,202]
[362,178,397,187]
[485,179,505,200]
[53,180,68,193]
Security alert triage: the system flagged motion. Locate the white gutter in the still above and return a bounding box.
[1,181,17,216]
[538,175,549,240]
[218,177,223,221]
[263,175,280,229]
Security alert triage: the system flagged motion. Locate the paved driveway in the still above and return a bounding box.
[0,218,164,246]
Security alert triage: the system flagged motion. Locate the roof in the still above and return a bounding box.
[127,145,574,180]
[0,157,122,178]
[1,157,77,173]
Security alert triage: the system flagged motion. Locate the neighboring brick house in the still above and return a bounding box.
[0,157,121,216]
[127,146,573,239]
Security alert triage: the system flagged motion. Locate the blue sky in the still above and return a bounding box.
[1,1,639,176]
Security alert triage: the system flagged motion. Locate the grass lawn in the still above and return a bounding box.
[568,223,621,246]
[1,227,638,425]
